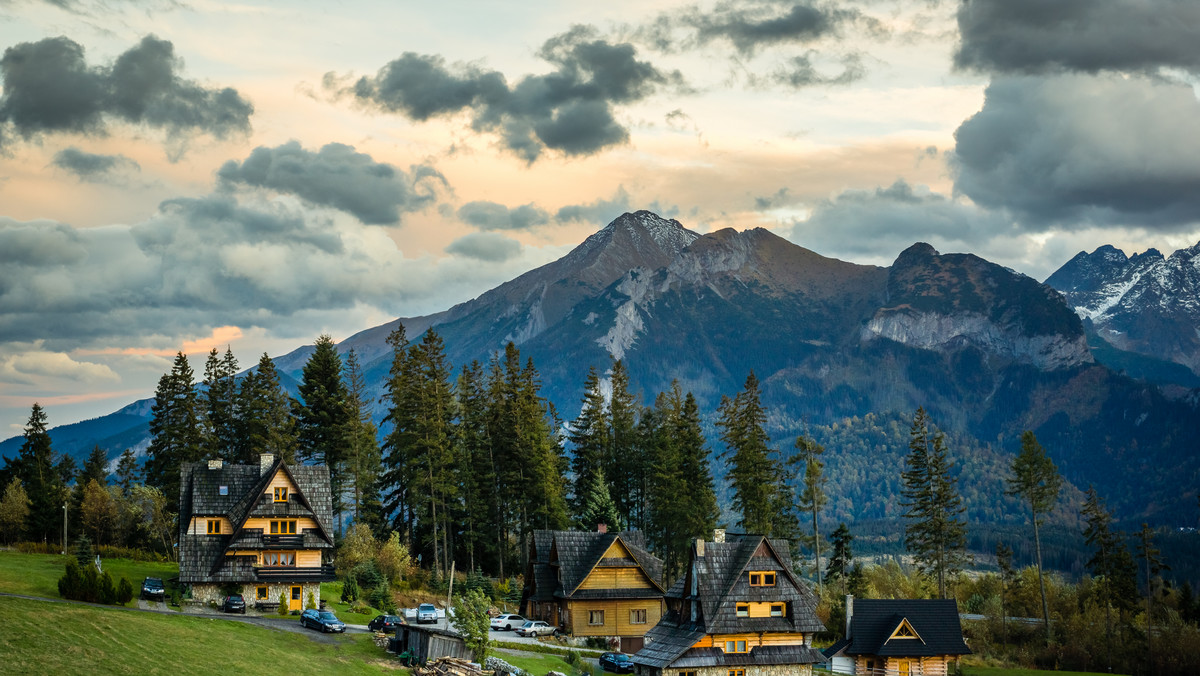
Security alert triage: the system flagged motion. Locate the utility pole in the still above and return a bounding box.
[62,502,68,554]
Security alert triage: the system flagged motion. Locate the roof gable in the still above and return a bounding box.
[847,599,970,657]
[532,530,665,598]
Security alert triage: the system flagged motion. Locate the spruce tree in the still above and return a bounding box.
[1006,430,1062,643]
[793,434,827,588]
[607,360,643,529]
[16,404,70,543]
[717,372,796,539]
[455,360,496,573]
[115,449,140,497]
[569,367,610,524]
[826,523,854,595]
[343,349,382,527]
[1137,523,1168,668]
[237,353,298,464]
[382,326,414,545]
[900,407,967,599]
[295,335,351,533]
[1081,486,1136,672]
[144,352,204,512]
[202,348,239,460]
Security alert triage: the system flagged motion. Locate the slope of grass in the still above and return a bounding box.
[962,667,1127,676]
[0,595,399,674]
[0,550,178,607]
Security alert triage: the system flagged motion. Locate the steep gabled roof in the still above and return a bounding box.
[845,599,970,657]
[694,535,824,634]
[224,458,334,550]
[552,530,665,597]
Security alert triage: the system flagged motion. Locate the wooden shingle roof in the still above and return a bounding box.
[525,529,665,603]
[845,599,971,657]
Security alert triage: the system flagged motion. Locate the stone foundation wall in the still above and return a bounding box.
[189,581,322,611]
[692,664,813,676]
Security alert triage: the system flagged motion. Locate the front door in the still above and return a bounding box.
[897,659,912,676]
[290,585,302,611]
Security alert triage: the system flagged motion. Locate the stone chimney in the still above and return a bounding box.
[845,594,854,638]
[207,459,223,470]
[597,523,607,534]
[259,453,275,475]
[694,538,705,557]
[713,528,725,543]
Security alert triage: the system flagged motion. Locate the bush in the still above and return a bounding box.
[99,571,117,605]
[341,575,359,603]
[16,541,61,555]
[307,592,317,610]
[116,577,134,604]
[74,536,94,568]
[277,591,288,616]
[369,584,394,614]
[58,558,84,600]
[565,651,582,667]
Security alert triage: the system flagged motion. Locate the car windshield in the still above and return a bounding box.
[613,655,630,662]
[419,604,435,611]
[146,579,162,586]
[228,595,242,601]
[319,612,338,621]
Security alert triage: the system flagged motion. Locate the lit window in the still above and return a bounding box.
[269,520,297,535]
[206,519,220,534]
[263,552,296,567]
[736,603,749,617]
[728,669,745,676]
[218,485,228,496]
[749,571,776,586]
[631,609,647,624]
[274,487,288,502]
[256,586,268,600]
[770,603,785,617]
[589,610,605,625]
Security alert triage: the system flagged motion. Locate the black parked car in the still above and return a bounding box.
[141,577,165,601]
[301,608,346,633]
[368,614,403,633]
[222,594,246,614]
[599,652,634,674]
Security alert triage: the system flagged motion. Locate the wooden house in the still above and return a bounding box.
[178,454,336,610]
[822,598,970,676]
[522,527,666,652]
[631,531,827,676]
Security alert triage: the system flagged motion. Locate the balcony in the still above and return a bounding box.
[255,565,336,582]
[261,534,304,548]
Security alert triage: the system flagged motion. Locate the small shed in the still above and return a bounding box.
[392,623,475,665]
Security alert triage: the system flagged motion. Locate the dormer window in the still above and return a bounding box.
[218,485,228,496]
[736,603,749,617]
[886,618,924,642]
[273,487,288,502]
[770,602,785,617]
[206,519,221,534]
[749,571,776,586]
[724,640,747,653]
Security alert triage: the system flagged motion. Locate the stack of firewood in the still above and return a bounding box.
[413,657,485,676]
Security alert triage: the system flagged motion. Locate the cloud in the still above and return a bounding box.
[682,2,863,57]
[770,52,864,88]
[555,186,633,225]
[0,349,118,385]
[217,141,446,225]
[456,200,550,231]
[0,35,252,151]
[952,74,1200,230]
[446,232,523,262]
[954,0,1200,75]
[789,179,1014,259]
[52,147,140,182]
[338,26,681,162]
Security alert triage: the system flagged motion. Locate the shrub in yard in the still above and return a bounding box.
[99,571,117,605]
[58,558,85,600]
[341,576,359,603]
[369,584,394,613]
[278,591,289,616]
[116,577,134,604]
[564,650,581,668]
[74,535,94,568]
[307,592,317,610]
[353,559,384,590]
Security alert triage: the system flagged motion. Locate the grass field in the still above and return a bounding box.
[961,668,1127,676]
[0,595,400,674]
[0,550,179,608]
[320,580,382,624]
[493,650,576,676]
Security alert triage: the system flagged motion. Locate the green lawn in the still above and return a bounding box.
[494,651,576,676]
[0,550,178,608]
[321,580,382,624]
[962,668,1127,676]
[0,595,402,674]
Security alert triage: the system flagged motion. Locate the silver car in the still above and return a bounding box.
[417,603,438,624]
[515,620,558,637]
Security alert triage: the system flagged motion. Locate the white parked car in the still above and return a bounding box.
[515,620,558,637]
[490,613,526,631]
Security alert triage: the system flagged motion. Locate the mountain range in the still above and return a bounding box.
[5,211,1199,527]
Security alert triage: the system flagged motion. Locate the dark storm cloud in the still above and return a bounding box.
[952,74,1200,230]
[789,179,1013,258]
[52,147,140,181]
[684,2,861,56]
[555,187,633,225]
[0,35,252,148]
[339,26,681,162]
[456,201,550,231]
[955,0,1200,75]
[446,232,523,262]
[217,141,446,225]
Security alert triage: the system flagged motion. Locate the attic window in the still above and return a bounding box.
[736,603,749,617]
[724,640,747,653]
[887,618,924,643]
[770,603,785,617]
[206,519,220,535]
[274,487,288,502]
[219,485,228,496]
[749,571,776,586]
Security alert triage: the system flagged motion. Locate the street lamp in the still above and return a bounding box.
[62,502,67,555]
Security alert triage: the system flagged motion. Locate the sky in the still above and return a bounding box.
[2,0,1200,438]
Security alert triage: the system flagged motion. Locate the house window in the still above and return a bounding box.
[588,610,605,625]
[630,609,647,624]
[770,603,785,617]
[262,552,295,567]
[724,640,747,653]
[679,672,696,676]
[256,586,268,600]
[736,603,749,617]
[269,520,297,535]
[749,571,776,586]
[728,670,745,676]
[219,485,228,496]
[206,519,220,534]
[274,486,288,502]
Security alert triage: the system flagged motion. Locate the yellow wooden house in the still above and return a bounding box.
[523,528,666,653]
[631,531,827,676]
[178,454,335,611]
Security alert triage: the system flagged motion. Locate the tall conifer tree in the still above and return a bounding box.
[607,360,643,528]
[236,353,297,464]
[793,434,827,588]
[1007,430,1062,643]
[14,404,68,543]
[145,352,204,513]
[294,335,351,534]
[717,372,796,539]
[202,348,239,460]
[569,367,610,524]
[900,407,967,598]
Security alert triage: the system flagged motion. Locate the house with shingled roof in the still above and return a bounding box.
[631,530,827,676]
[822,598,970,676]
[178,453,336,611]
[522,526,666,653]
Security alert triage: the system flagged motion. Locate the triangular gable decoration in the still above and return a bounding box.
[886,617,925,644]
